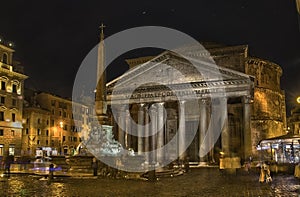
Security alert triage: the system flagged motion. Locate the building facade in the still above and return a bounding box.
[106,43,286,164]
[246,58,287,153]
[22,92,91,156]
[22,107,51,156]
[288,106,300,134]
[0,41,27,158]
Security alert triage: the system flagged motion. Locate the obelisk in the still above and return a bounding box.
[95,23,109,125]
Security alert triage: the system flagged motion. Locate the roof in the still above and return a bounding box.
[259,133,300,144]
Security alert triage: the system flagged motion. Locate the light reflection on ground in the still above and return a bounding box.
[0,168,299,196]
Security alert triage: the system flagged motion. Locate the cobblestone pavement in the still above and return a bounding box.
[1,168,300,196]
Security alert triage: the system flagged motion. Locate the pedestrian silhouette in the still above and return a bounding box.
[3,151,14,176]
[92,157,98,176]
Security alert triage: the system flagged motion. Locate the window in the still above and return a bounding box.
[74,137,77,142]
[46,130,49,136]
[59,111,62,116]
[46,140,48,145]
[46,120,49,125]
[0,144,3,156]
[2,54,8,64]
[37,129,41,135]
[1,81,5,91]
[25,128,29,135]
[63,136,66,142]
[26,118,29,124]
[64,124,68,131]
[37,118,40,124]
[51,140,54,146]
[0,96,5,104]
[12,113,15,122]
[51,100,56,106]
[11,130,14,136]
[12,99,16,106]
[37,140,40,145]
[50,119,54,126]
[9,145,14,156]
[0,112,4,121]
[63,111,66,118]
[0,129,3,136]
[12,84,17,93]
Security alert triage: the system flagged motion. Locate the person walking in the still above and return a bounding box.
[3,151,14,176]
[92,157,98,176]
[258,161,265,183]
[264,161,272,183]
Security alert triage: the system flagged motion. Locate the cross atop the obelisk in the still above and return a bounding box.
[99,23,106,41]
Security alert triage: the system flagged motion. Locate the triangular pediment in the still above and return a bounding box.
[107,50,252,89]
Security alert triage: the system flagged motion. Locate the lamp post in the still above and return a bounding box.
[59,121,63,155]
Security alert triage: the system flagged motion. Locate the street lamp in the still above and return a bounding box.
[59,121,63,155]
[296,96,300,104]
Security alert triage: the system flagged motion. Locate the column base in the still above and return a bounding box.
[198,162,209,166]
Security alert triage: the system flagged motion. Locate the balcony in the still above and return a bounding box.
[0,62,12,71]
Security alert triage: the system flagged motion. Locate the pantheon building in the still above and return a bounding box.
[104,43,286,165]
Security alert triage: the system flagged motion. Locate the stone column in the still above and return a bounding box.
[220,98,229,155]
[178,101,186,161]
[243,96,252,160]
[199,99,208,164]
[117,106,126,147]
[149,104,157,165]
[144,105,150,164]
[156,102,165,164]
[125,108,131,149]
[137,103,145,155]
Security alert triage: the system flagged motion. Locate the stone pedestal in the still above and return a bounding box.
[219,157,241,171]
[66,155,94,173]
[51,156,69,171]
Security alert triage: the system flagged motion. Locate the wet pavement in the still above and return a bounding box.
[1,168,300,196]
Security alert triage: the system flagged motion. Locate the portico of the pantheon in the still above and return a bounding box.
[105,43,286,165]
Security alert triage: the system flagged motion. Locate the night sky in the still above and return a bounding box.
[1,0,300,114]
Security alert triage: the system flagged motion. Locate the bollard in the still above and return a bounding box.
[148,170,156,181]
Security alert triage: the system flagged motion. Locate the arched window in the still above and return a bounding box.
[2,53,8,64]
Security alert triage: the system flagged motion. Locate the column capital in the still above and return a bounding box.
[156,102,165,107]
[117,104,127,111]
[149,103,157,113]
[138,103,146,109]
[199,98,209,105]
[179,100,186,105]
[220,97,228,102]
[243,96,253,104]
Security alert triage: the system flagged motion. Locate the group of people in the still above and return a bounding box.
[244,156,272,183]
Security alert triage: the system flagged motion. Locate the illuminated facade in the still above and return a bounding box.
[246,58,286,154]
[22,107,50,156]
[22,92,91,156]
[107,43,286,163]
[288,106,300,134]
[0,41,28,157]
